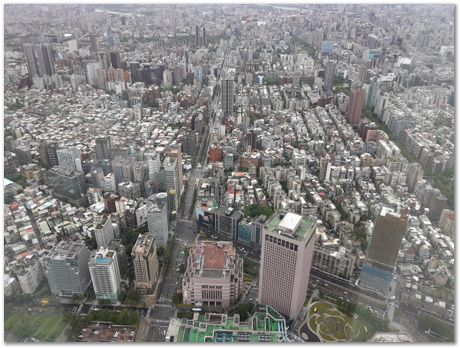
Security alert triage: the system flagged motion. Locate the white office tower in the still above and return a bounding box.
[57,147,83,171]
[94,215,114,249]
[147,195,169,247]
[88,247,121,301]
[147,151,162,181]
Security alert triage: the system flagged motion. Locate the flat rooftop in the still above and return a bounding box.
[266,213,315,241]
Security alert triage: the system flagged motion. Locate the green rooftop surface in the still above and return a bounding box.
[176,306,288,343]
[266,213,315,241]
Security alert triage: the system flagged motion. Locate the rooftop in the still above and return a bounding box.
[266,212,315,241]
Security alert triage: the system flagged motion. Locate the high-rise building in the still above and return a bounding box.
[346,88,365,125]
[360,207,407,295]
[43,240,91,297]
[166,145,183,196]
[36,44,56,76]
[202,26,207,47]
[47,167,88,206]
[23,43,39,78]
[146,195,169,247]
[38,141,59,169]
[324,61,336,93]
[57,147,83,171]
[222,75,234,117]
[132,233,159,294]
[195,25,200,46]
[97,50,111,70]
[366,78,381,110]
[258,212,317,320]
[163,156,181,209]
[88,247,121,301]
[23,43,55,78]
[94,215,115,249]
[182,241,243,310]
[95,136,112,161]
[405,162,424,193]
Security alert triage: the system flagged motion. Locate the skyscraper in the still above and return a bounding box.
[324,61,336,93]
[163,156,181,209]
[36,44,56,76]
[43,240,91,297]
[23,43,39,78]
[94,215,115,249]
[202,26,207,47]
[95,136,112,161]
[89,247,121,301]
[258,212,317,320]
[38,141,59,169]
[195,25,200,46]
[346,88,365,125]
[360,207,407,295]
[47,167,88,206]
[222,75,234,117]
[146,194,169,247]
[132,233,159,294]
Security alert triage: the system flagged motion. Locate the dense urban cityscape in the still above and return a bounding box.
[3,3,455,343]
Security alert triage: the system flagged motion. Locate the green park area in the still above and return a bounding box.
[5,311,67,342]
[306,300,384,342]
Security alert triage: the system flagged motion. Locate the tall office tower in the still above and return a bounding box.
[38,141,59,169]
[222,75,234,117]
[97,50,111,70]
[258,212,317,320]
[88,247,121,301]
[163,156,181,208]
[23,43,39,78]
[166,145,183,196]
[56,147,83,171]
[195,25,200,46]
[202,26,207,47]
[47,167,88,206]
[182,241,243,310]
[89,34,98,53]
[132,233,159,294]
[109,51,121,69]
[95,136,112,161]
[324,61,336,93]
[146,151,162,181]
[36,44,56,76]
[366,78,381,110]
[405,162,424,193]
[43,240,91,297]
[94,215,115,249]
[360,207,407,295]
[346,88,365,125]
[146,195,169,247]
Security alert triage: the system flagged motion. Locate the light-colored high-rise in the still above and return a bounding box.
[94,215,114,249]
[258,212,317,320]
[132,233,159,294]
[88,247,121,301]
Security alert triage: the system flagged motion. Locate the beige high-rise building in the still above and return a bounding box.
[182,241,243,310]
[132,233,159,294]
[258,212,317,320]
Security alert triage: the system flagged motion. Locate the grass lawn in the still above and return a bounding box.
[5,311,67,342]
[308,301,366,342]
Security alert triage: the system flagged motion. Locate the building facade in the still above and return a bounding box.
[182,241,243,310]
[89,247,121,301]
[132,233,159,294]
[258,212,317,320]
[43,240,91,297]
